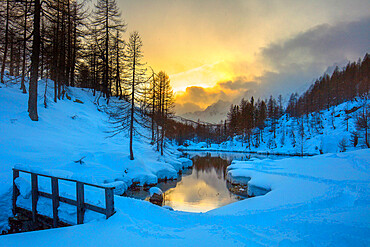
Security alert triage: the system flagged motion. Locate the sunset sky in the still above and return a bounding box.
[117,0,370,114]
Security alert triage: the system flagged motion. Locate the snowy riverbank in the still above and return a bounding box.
[1,149,369,246]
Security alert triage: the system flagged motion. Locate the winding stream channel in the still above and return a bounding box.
[125,152,287,212]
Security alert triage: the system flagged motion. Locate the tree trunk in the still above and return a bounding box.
[129,44,136,160]
[93,51,96,96]
[151,72,156,143]
[105,0,109,100]
[28,0,41,121]
[40,13,44,79]
[16,44,21,77]
[53,0,60,103]
[9,33,14,76]
[70,3,77,87]
[160,81,166,156]
[157,78,162,152]
[115,33,120,97]
[21,0,28,93]
[1,0,10,84]
[66,0,71,87]
[58,9,66,100]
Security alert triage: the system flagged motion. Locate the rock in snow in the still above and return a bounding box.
[149,187,163,197]
[149,187,163,206]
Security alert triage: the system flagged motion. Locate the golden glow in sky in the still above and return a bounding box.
[117,0,370,114]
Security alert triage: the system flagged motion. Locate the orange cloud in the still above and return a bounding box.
[116,0,370,115]
[174,77,259,114]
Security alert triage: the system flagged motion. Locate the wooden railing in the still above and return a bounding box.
[12,168,116,227]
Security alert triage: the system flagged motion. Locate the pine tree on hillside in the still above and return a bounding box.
[356,100,370,148]
[92,0,126,101]
[297,116,305,156]
[113,30,125,99]
[104,32,151,160]
[156,71,174,155]
[125,31,146,160]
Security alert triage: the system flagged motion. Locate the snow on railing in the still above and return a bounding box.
[12,168,116,227]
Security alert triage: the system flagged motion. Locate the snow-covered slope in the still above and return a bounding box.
[0,77,190,230]
[181,98,369,155]
[1,149,369,246]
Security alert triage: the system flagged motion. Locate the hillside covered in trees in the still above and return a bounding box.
[178,55,370,154]
[286,54,369,117]
[0,0,176,160]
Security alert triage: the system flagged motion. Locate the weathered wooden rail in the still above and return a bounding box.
[12,168,115,228]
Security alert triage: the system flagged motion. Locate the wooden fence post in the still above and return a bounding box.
[12,169,20,215]
[105,188,114,219]
[12,169,116,226]
[76,182,84,224]
[31,173,38,223]
[51,177,59,228]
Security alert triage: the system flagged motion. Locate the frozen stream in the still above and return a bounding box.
[125,152,287,212]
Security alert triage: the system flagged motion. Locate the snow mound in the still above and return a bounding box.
[177,157,193,168]
[149,187,163,196]
[14,177,31,199]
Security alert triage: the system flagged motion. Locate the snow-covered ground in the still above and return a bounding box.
[1,149,369,246]
[0,77,369,246]
[180,98,369,156]
[0,77,191,229]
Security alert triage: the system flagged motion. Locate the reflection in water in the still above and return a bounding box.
[161,154,239,213]
[125,152,285,212]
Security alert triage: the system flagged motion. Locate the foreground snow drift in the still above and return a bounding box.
[1,149,369,246]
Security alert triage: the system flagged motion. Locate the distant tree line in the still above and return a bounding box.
[286,54,369,117]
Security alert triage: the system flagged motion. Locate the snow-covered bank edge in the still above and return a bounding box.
[178,147,316,156]
[211,148,370,216]
[121,155,193,191]
[9,151,193,228]
[226,167,272,198]
[2,149,369,246]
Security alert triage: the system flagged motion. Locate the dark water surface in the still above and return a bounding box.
[125,152,285,212]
